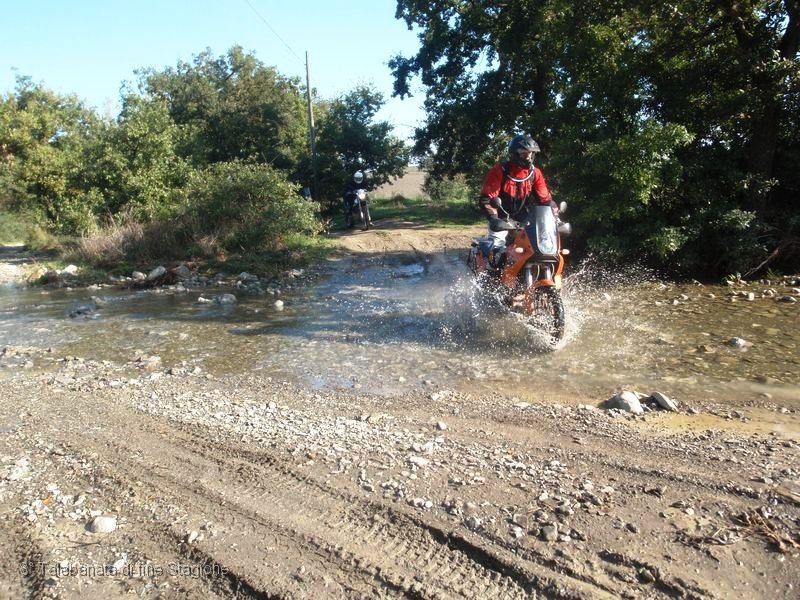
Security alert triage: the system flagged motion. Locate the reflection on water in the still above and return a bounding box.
[1,254,798,417]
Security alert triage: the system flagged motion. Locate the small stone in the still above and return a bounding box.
[464,516,482,531]
[436,421,448,431]
[541,524,558,542]
[110,558,126,573]
[87,516,117,533]
[638,568,656,583]
[725,337,748,348]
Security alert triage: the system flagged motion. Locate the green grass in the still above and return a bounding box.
[201,232,336,279]
[332,194,482,231]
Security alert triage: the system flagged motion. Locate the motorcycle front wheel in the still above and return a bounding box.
[360,203,371,230]
[528,286,566,349]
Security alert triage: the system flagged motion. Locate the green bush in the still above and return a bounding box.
[423,172,474,204]
[181,161,321,253]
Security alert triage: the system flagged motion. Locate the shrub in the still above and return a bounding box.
[180,161,321,253]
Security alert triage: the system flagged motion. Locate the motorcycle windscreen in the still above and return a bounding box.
[529,205,559,257]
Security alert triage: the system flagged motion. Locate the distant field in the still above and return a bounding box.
[373,166,427,199]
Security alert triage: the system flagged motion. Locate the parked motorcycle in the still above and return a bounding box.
[467,200,572,348]
[344,189,372,231]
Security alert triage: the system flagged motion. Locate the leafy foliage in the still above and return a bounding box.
[179,161,321,254]
[312,86,410,211]
[392,0,800,277]
[139,47,309,172]
[0,76,101,234]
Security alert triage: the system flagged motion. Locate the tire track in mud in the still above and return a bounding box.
[5,378,796,599]
[51,419,566,599]
[23,397,628,600]
[173,427,722,600]
[466,410,784,504]
[126,415,723,600]
[0,520,49,600]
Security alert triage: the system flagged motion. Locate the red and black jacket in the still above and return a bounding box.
[479,160,552,221]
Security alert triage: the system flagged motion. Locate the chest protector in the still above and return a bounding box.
[499,161,537,221]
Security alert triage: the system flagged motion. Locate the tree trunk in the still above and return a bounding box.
[743,0,800,213]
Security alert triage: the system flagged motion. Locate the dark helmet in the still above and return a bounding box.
[508,134,540,168]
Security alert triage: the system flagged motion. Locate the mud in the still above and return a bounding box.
[0,225,798,599]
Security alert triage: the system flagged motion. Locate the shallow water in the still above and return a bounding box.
[1,254,798,419]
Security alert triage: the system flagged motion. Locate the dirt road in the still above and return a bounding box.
[1,225,798,599]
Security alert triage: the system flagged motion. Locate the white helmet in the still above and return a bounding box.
[353,171,364,184]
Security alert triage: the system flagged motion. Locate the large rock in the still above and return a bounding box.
[649,391,679,412]
[147,266,167,281]
[604,391,644,415]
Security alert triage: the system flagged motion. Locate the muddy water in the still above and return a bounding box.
[1,253,798,429]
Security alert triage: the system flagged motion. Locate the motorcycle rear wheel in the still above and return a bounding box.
[529,286,566,349]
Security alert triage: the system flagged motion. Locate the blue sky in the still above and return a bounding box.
[0,0,426,139]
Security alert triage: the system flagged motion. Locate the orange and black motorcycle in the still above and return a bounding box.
[467,199,572,348]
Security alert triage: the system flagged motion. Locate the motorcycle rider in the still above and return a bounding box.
[478,133,556,266]
[342,171,370,226]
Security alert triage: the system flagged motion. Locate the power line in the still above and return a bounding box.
[242,0,303,64]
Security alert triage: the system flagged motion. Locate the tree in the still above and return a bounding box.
[0,76,101,233]
[391,0,800,276]
[140,46,309,173]
[81,94,190,222]
[312,86,410,210]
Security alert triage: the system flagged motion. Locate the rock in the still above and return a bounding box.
[274,300,285,310]
[131,271,146,281]
[604,391,644,415]
[464,515,482,531]
[214,294,237,305]
[541,524,558,541]
[649,391,679,412]
[171,265,193,281]
[110,558,126,573]
[87,515,117,533]
[68,302,98,319]
[238,272,259,283]
[778,295,797,303]
[725,337,748,348]
[146,266,167,281]
[6,457,30,481]
[638,568,656,583]
[436,421,448,431]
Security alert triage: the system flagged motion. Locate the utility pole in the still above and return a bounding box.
[305,51,317,200]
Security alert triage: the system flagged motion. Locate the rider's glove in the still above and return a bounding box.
[489,217,507,232]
